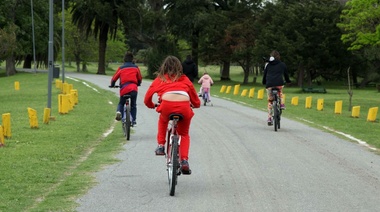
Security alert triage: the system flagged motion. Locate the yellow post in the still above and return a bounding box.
[220,85,227,93]
[2,113,11,138]
[71,89,78,105]
[233,84,240,95]
[257,89,264,100]
[14,81,20,90]
[317,99,324,111]
[226,86,232,94]
[241,89,248,97]
[291,96,299,106]
[282,94,286,104]
[27,107,39,128]
[367,107,378,122]
[334,100,343,114]
[58,94,69,114]
[55,79,62,89]
[248,88,255,98]
[351,106,360,118]
[305,96,312,109]
[0,126,4,147]
[43,108,51,124]
[68,84,73,94]
[68,94,74,111]
[62,82,69,94]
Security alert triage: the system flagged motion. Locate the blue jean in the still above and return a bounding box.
[117,90,138,122]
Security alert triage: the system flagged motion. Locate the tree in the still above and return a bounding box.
[338,0,380,85]
[71,0,121,75]
[255,0,351,86]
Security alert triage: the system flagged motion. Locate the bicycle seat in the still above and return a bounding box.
[169,113,183,121]
[122,94,131,99]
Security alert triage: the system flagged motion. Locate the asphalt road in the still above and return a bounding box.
[67,73,380,212]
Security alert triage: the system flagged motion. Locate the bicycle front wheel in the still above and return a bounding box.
[168,136,179,196]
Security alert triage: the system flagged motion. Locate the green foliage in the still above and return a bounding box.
[338,0,380,50]
[254,0,351,84]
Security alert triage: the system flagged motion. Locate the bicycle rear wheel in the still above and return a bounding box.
[167,135,179,196]
[125,104,131,140]
[202,92,207,106]
[273,100,279,131]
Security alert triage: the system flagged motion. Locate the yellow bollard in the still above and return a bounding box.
[226,86,232,94]
[62,82,69,94]
[58,94,69,114]
[367,107,378,122]
[71,89,78,105]
[351,106,360,118]
[334,100,343,114]
[305,96,312,109]
[0,125,4,147]
[68,94,74,111]
[2,113,11,138]
[248,88,255,98]
[220,85,226,93]
[291,96,299,106]
[233,84,240,95]
[55,79,62,89]
[257,89,264,100]
[14,81,20,90]
[27,107,39,128]
[241,89,248,97]
[317,99,324,111]
[68,84,73,94]
[43,108,51,124]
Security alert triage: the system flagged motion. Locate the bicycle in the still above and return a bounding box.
[270,88,282,131]
[109,86,133,140]
[201,87,213,106]
[165,113,184,196]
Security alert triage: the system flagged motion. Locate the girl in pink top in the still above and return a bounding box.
[198,72,214,103]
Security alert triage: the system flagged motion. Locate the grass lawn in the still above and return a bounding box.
[0,62,379,211]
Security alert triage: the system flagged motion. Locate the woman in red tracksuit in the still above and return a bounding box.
[144,56,200,174]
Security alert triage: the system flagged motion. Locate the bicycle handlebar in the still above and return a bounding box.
[109,85,120,88]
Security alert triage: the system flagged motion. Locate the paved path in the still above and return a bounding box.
[65,73,380,212]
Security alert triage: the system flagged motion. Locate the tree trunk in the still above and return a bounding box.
[97,24,109,75]
[220,60,231,81]
[23,54,32,68]
[6,54,16,76]
[191,30,200,79]
[75,54,80,72]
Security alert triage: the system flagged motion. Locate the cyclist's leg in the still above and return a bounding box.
[157,114,169,146]
[117,96,126,119]
[175,104,194,161]
[129,91,138,122]
[276,86,285,109]
[266,88,273,118]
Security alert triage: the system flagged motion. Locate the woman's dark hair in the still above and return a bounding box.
[124,52,134,62]
[270,50,281,61]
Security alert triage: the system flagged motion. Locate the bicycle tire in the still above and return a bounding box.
[273,100,278,131]
[125,104,131,140]
[168,135,179,196]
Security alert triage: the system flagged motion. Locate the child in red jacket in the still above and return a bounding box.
[144,56,200,174]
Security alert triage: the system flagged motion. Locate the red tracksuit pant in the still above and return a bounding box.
[156,100,194,161]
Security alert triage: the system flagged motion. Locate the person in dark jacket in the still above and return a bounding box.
[182,55,198,82]
[262,50,291,126]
